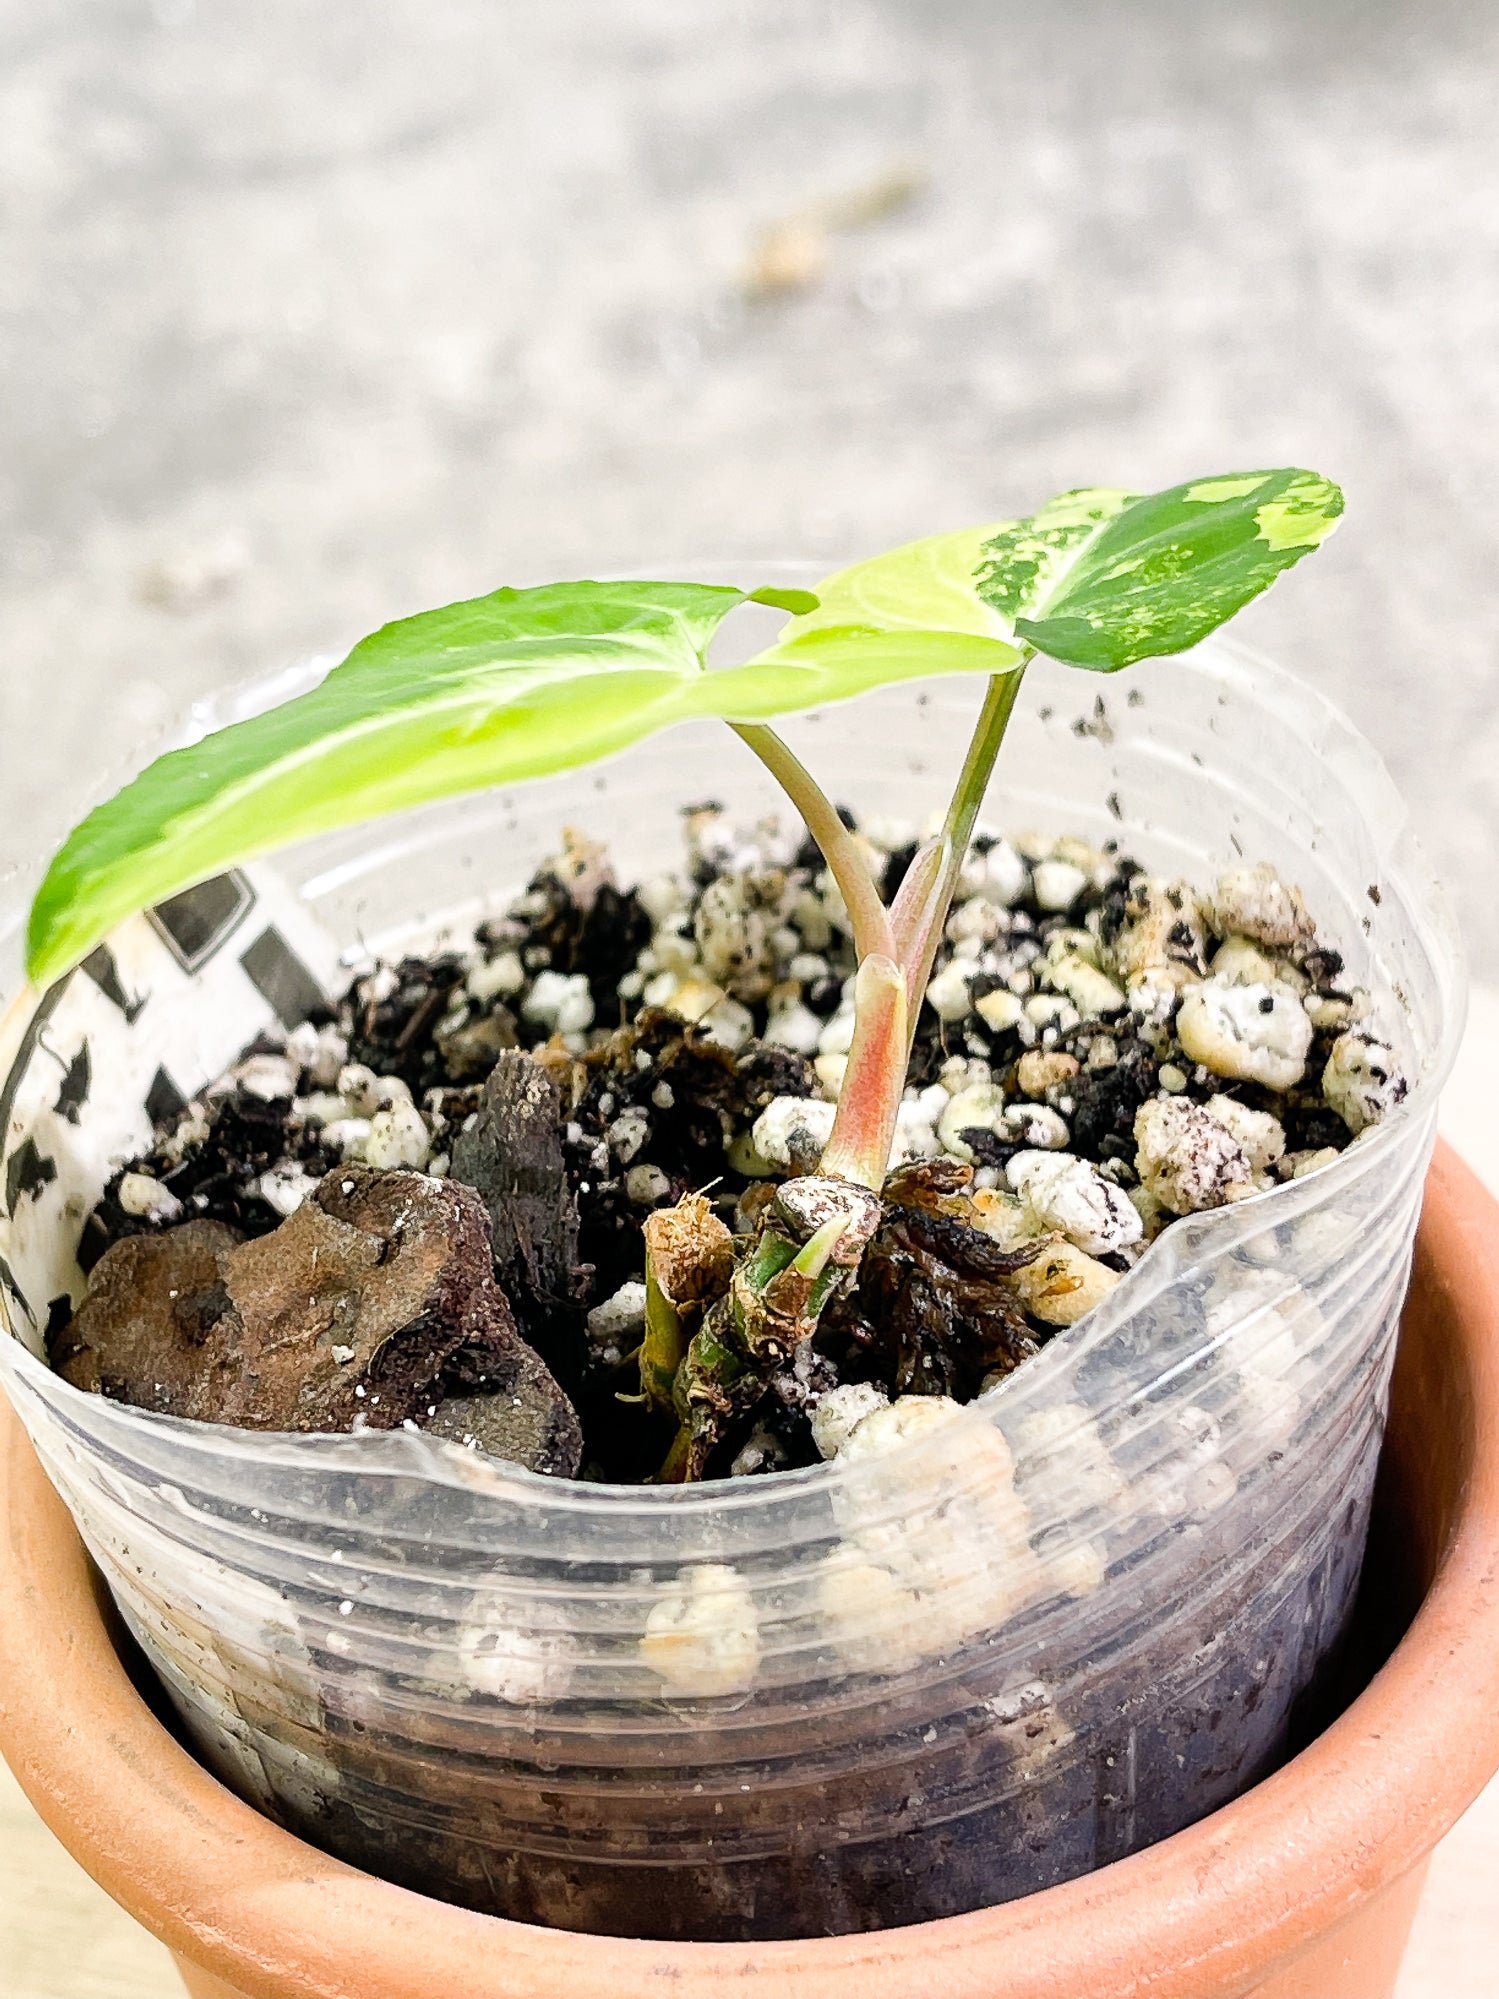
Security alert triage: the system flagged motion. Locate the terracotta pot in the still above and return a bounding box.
[2,1138,1497,1999]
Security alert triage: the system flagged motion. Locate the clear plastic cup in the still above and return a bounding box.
[0,601,1464,1940]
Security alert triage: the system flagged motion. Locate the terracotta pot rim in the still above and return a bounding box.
[2,1141,1498,1999]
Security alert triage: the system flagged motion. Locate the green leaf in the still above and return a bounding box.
[24,573,1019,986]
[25,470,1342,984]
[983,468,1344,669]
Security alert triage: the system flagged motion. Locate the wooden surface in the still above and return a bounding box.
[3,992,1497,1997]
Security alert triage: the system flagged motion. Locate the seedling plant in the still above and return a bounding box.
[27,470,1342,1480]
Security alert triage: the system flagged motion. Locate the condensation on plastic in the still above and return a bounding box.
[0,592,1465,1941]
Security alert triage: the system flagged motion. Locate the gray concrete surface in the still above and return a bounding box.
[2,0,1497,973]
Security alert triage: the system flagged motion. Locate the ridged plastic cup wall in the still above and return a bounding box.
[0,602,1464,1940]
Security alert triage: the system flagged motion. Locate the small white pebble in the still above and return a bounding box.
[816,1007,858,1057]
[1210,935,1303,991]
[636,872,690,928]
[961,837,1028,906]
[640,1563,760,1696]
[336,1063,382,1116]
[642,969,683,1009]
[1007,1152,1143,1256]
[323,1118,373,1159]
[700,996,756,1052]
[285,1022,319,1070]
[1176,976,1313,1091]
[937,1083,1007,1162]
[925,960,974,1022]
[1032,859,1088,912]
[118,1172,183,1223]
[1045,952,1126,1016]
[234,1054,299,1102]
[523,970,595,1036]
[975,988,1025,1033]
[940,1054,991,1094]
[750,1096,837,1168]
[307,1027,349,1090]
[586,1281,648,1348]
[947,896,1007,946]
[811,1382,891,1460]
[1134,1097,1255,1215]
[730,1423,788,1477]
[1006,1238,1121,1326]
[466,950,525,1003]
[838,1394,964,1463]
[763,999,823,1056]
[1000,1103,1071,1149]
[662,975,725,1025]
[1322,1030,1407,1134]
[625,1162,671,1205]
[814,1053,848,1098]
[1204,1095,1286,1173]
[607,1108,651,1164]
[1205,864,1315,950]
[257,1164,320,1217]
[360,1102,432,1172]
[295,1091,348,1126]
[788,951,830,984]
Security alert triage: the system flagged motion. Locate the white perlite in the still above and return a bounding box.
[1203,1094,1286,1174]
[1000,1102,1071,1150]
[1322,1029,1408,1133]
[522,970,595,1036]
[751,1095,837,1168]
[585,1281,648,1351]
[361,1102,432,1171]
[937,1082,1007,1162]
[606,1108,651,1164]
[1007,1152,1143,1256]
[625,1162,671,1205]
[257,1164,320,1218]
[640,1563,761,1696]
[1176,976,1312,1090]
[924,960,974,1022]
[1031,859,1088,912]
[466,950,525,1003]
[117,1171,184,1223]
[1205,864,1315,949]
[1046,951,1126,1016]
[762,998,822,1055]
[810,1381,890,1460]
[960,836,1029,906]
[233,1053,299,1102]
[1134,1097,1255,1214]
[454,1593,574,1704]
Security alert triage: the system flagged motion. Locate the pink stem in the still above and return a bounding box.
[819,954,908,1189]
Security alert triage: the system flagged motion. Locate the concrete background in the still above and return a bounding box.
[2,0,1497,982]
[2,8,1498,1985]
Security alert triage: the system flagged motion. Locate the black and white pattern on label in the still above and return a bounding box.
[147,871,256,974]
[0,863,342,1358]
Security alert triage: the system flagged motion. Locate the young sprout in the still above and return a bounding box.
[27,470,1343,1481]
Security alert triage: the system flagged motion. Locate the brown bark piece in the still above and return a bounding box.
[448,1050,587,1383]
[49,1219,242,1417]
[54,1167,581,1474]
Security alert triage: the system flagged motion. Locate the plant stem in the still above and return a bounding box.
[818,953,909,1187]
[899,656,1031,1044]
[732,724,894,963]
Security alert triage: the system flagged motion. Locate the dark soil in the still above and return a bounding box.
[55,810,1380,1483]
